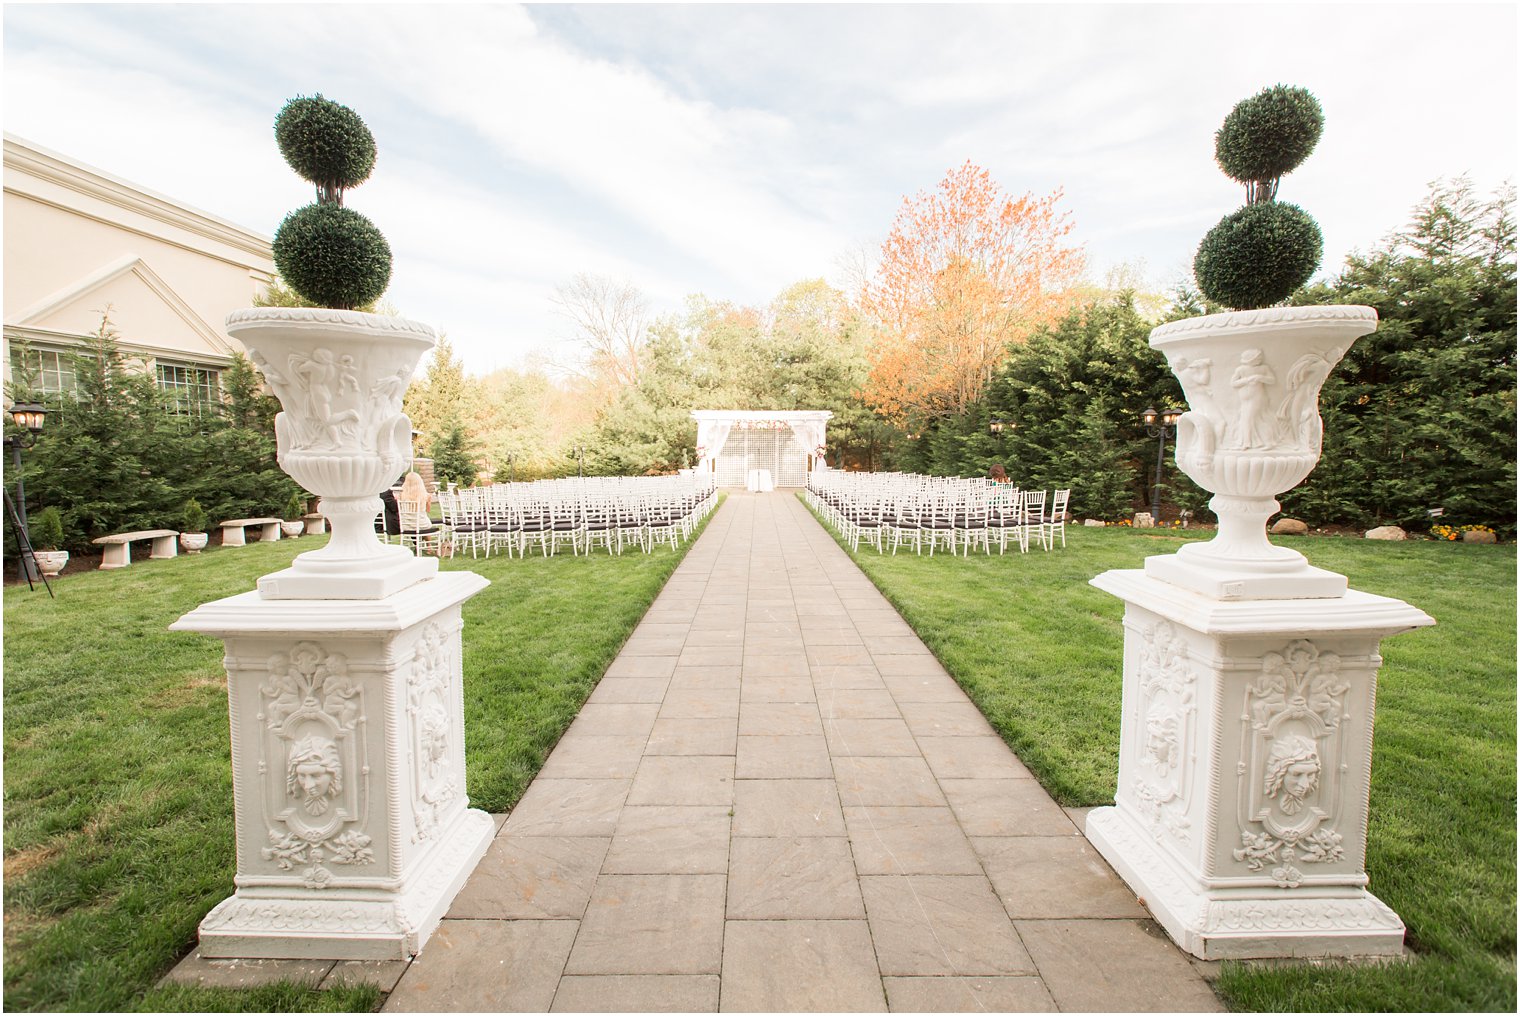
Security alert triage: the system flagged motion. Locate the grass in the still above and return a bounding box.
[805,499,1515,1013]
[2,512,714,1012]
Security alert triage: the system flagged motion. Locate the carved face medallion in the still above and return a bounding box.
[286,735,342,816]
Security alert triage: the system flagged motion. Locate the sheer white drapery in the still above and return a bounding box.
[786,418,826,460]
[696,420,734,469]
[691,410,832,484]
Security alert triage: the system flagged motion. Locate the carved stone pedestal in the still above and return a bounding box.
[1086,570,1432,960]
[172,573,493,960]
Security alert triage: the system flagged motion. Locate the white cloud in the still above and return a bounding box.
[3,2,1514,376]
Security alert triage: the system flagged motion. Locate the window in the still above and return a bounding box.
[9,343,82,398]
[156,361,221,416]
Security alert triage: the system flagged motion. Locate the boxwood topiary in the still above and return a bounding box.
[275,95,377,202]
[274,203,392,310]
[182,498,208,534]
[270,94,391,310]
[1215,86,1324,202]
[1194,202,1322,311]
[31,506,64,552]
[1194,84,1326,310]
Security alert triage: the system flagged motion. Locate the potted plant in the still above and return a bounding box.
[180,498,210,553]
[226,94,437,599]
[1145,85,1378,599]
[281,493,306,537]
[30,506,68,577]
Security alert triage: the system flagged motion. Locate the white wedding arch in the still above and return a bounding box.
[691,409,832,488]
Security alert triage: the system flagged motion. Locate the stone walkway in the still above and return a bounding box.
[378,491,1221,1012]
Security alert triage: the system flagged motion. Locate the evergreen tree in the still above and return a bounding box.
[1286,178,1516,531]
[12,317,300,552]
[983,293,1203,520]
[429,424,479,487]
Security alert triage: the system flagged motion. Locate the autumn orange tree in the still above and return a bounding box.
[860,161,1085,421]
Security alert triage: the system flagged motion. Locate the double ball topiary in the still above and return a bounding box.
[271,94,391,311]
[1194,85,1326,310]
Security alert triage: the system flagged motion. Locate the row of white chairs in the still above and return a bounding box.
[423,474,718,559]
[806,471,1069,555]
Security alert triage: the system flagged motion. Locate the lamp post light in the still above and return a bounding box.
[988,418,1006,435]
[1140,405,1182,523]
[5,401,48,584]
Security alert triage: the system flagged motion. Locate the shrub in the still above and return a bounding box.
[30,506,64,551]
[274,94,377,199]
[1194,202,1323,311]
[182,498,208,534]
[1215,85,1324,191]
[272,203,391,310]
[284,493,306,521]
[1195,84,1325,310]
[270,94,391,309]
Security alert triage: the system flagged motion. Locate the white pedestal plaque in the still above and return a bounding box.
[172,573,493,959]
[1086,570,1432,959]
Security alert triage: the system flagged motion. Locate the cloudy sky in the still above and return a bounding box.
[5,3,1515,374]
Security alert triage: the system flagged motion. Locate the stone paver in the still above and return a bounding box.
[384,492,1220,1012]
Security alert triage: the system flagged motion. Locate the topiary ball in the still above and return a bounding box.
[1193,202,1323,310]
[273,203,392,310]
[275,95,377,193]
[1215,85,1324,184]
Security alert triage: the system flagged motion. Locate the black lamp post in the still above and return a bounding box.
[507,452,516,484]
[6,401,48,584]
[1140,406,1181,523]
[577,444,585,478]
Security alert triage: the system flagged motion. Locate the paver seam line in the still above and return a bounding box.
[766,495,1004,1009]
[550,497,738,1006]
[785,492,1057,1000]
[785,493,1228,1012]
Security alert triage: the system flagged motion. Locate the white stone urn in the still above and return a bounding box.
[280,520,305,538]
[225,308,438,599]
[1144,305,1378,600]
[1087,302,1435,960]
[34,550,68,577]
[180,532,209,554]
[174,306,495,960]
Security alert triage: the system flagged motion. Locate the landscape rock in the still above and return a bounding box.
[1082,519,1106,527]
[1364,526,1407,541]
[1133,513,1155,529]
[1462,529,1497,544]
[1270,518,1309,536]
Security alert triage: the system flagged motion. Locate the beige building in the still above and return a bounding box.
[3,133,273,412]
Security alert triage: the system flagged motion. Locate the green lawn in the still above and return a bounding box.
[807,501,1516,1013]
[2,516,713,1012]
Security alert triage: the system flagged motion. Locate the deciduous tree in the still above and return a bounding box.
[553,273,650,395]
[860,161,1085,422]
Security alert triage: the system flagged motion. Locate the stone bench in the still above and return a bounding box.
[303,512,327,536]
[92,529,179,569]
[219,517,283,547]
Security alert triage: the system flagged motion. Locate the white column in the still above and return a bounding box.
[172,573,494,959]
[1085,570,1432,959]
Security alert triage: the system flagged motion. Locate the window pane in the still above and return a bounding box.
[156,361,222,417]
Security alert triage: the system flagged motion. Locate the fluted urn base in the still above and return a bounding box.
[257,494,436,600]
[1145,494,1346,600]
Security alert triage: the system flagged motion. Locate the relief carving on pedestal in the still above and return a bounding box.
[257,641,374,887]
[1132,620,1194,843]
[407,623,460,843]
[1234,639,1349,886]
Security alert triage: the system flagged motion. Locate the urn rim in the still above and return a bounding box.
[1150,304,1377,347]
[226,306,436,345]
